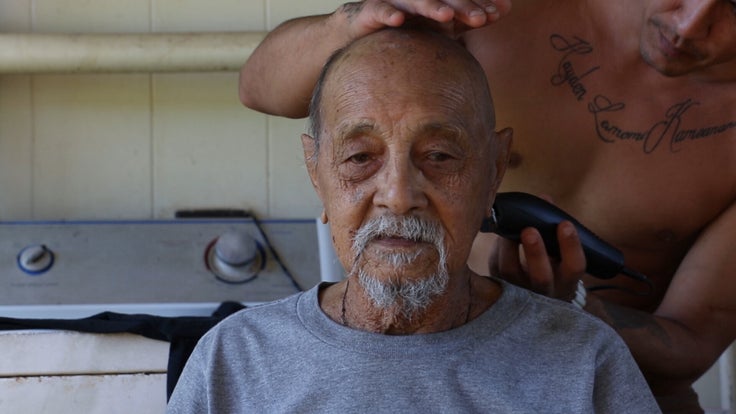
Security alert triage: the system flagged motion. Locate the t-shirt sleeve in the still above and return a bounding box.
[593,336,662,414]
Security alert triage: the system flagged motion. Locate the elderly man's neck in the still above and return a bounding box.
[322,273,501,335]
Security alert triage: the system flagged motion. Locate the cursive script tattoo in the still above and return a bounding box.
[588,97,736,153]
[549,33,736,153]
[549,35,600,101]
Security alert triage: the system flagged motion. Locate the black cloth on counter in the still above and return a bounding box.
[0,301,245,400]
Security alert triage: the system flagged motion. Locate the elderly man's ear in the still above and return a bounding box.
[301,133,321,196]
[492,127,513,192]
[484,127,512,217]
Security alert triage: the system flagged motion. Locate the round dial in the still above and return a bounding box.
[17,244,55,275]
[206,229,265,283]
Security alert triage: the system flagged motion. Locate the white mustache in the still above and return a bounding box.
[351,215,444,260]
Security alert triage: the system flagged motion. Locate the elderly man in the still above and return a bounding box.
[239,1,736,411]
[167,28,659,413]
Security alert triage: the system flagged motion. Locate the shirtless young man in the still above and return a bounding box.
[239,1,736,411]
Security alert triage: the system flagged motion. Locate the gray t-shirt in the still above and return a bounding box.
[168,280,661,413]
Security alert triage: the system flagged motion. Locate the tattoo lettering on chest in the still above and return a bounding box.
[550,35,600,101]
[549,34,736,154]
[589,97,736,153]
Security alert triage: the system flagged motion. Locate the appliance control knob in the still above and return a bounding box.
[17,244,55,275]
[206,229,265,283]
[215,230,258,266]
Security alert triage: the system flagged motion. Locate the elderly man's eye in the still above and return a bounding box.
[339,151,378,182]
[421,149,465,175]
[348,153,372,164]
[427,152,454,162]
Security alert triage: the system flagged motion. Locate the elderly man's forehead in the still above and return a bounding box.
[333,119,469,142]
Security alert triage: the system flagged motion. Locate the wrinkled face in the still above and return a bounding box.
[304,48,504,286]
[640,0,736,77]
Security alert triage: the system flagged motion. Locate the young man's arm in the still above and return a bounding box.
[238,0,511,118]
[594,200,736,394]
[500,201,736,406]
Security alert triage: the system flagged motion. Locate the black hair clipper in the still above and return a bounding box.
[482,192,649,282]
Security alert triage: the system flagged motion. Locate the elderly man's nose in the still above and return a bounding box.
[374,162,428,214]
[675,0,718,40]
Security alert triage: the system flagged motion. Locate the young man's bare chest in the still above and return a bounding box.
[466,18,736,306]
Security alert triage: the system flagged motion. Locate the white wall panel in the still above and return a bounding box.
[0,75,33,219]
[32,74,151,219]
[153,0,265,32]
[0,1,31,32]
[33,0,151,33]
[267,0,344,28]
[268,117,322,218]
[152,72,268,218]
